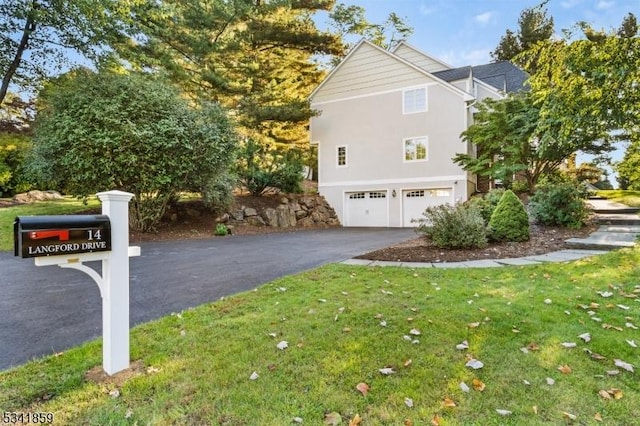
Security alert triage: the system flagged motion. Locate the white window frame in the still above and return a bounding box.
[403,136,428,162]
[336,145,347,167]
[403,87,427,114]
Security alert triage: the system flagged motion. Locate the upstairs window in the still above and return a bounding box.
[404,137,428,162]
[337,145,347,167]
[403,87,427,114]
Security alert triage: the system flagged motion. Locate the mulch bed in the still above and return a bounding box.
[356,223,598,263]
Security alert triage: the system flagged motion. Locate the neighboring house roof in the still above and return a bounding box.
[433,61,528,93]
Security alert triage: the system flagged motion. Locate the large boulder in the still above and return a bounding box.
[13,190,63,203]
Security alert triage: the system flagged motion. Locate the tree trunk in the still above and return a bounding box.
[0,9,36,106]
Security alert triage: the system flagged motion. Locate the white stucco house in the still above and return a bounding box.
[309,39,527,227]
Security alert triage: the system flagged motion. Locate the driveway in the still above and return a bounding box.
[0,227,414,371]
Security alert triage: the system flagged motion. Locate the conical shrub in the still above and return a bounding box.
[489,189,530,242]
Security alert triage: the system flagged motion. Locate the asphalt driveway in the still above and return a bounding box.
[0,227,414,371]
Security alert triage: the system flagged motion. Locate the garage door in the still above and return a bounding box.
[344,191,388,227]
[403,188,453,227]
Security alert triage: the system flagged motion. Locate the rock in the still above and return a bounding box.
[280,197,289,204]
[244,207,258,217]
[299,196,316,209]
[290,202,301,212]
[169,213,178,222]
[311,211,327,223]
[276,205,297,228]
[246,216,266,226]
[231,209,245,221]
[226,225,235,235]
[297,217,315,227]
[262,208,278,227]
[216,213,230,223]
[295,209,307,219]
[13,190,63,203]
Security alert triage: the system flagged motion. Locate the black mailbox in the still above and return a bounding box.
[14,215,111,258]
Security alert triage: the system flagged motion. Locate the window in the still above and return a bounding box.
[405,190,425,198]
[337,145,347,167]
[369,192,386,199]
[404,137,428,162]
[403,87,427,114]
[349,192,365,199]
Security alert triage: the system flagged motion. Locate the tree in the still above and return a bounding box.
[616,138,640,190]
[0,0,142,106]
[454,92,567,192]
[329,4,413,53]
[30,70,238,232]
[491,1,554,62]
[520,20,640,158]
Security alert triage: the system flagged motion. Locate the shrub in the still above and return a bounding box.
[416,204,487,249]
[464,188,505,225]
[529,181,589,228]
[488,190,530,241]
[214,223,229,236]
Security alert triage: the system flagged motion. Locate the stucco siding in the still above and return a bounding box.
[312,84,468,187]
[312,43,440,104]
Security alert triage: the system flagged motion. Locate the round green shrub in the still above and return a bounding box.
[488,190,530,242]
[529,181,589,228]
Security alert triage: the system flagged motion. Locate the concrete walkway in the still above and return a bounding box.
[341,198,638,269]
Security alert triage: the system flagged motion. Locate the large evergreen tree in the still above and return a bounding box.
[491,1,554,62]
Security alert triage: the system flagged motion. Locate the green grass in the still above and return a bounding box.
[0,197,101,251]
[596,190,640,208]
[2,248,639,425]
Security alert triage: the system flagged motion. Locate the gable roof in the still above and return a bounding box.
[391,41,452,72]
[433,61,528,93]
[310,39,474,102]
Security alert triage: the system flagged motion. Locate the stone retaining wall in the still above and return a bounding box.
[220,194,340,228]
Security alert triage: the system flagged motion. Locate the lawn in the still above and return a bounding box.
[0,198,101,251]
[1,248,639,425]
[596,190,640,208]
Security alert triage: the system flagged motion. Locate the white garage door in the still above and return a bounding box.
[403,188,453,227]
[344,191,388,227]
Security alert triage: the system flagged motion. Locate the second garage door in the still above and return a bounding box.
[344,191,388,227]
[402,188,453,226]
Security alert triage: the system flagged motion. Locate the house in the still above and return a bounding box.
[309,40,527,227]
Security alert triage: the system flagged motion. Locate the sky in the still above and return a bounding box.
[331,0,639,67]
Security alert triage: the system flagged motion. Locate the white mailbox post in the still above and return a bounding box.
[14,190,140,376]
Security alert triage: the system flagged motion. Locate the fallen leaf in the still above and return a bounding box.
[460,382,470,393]
[561,342,577,348]
[589,302,600,309]
[348,413,362,426]
[374,313,384,319]
[468,322,480,328]
[512,328,520,333]
[609,388,623,399]
[626,322,639,329]
[379,367,395,375]
[591,352,607,361]
[403,359,413,367]
[456,340,469,350]
[617,304,630,310]
[496,409,512,416]
[472,378,486,391]
[297,342,304,348]
[597,291,613,298]
[324,411,342,425]
[558,364,572,374]
[109,389,120,398]
[562,411,577,421]
[356,382,369,396]
[606,370,620,376]
[465,359,484,369]
[594,413,603,422]
[430,415,442,426]
[527,342,540,351]
[249,371,259,380]
[614,359,635,372]
[544,298,552,304]
[626,340,637,348]
[546,377,555,385]
[409,328,421,336]
[379,320,387,327]
[293,417,303,424]
[276,341,288,350]
[520,347,529,354]
[598,389,611,400]
[523,379,531,385]
[578,332,591,342]
[532,406,538,415]
[405,397,414,408]
[342,327,351,333]
[443,397,457,407]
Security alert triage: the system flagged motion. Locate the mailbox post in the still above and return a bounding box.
[14,190,139,376]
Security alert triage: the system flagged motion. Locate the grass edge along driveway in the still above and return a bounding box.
[2,247,639,425]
